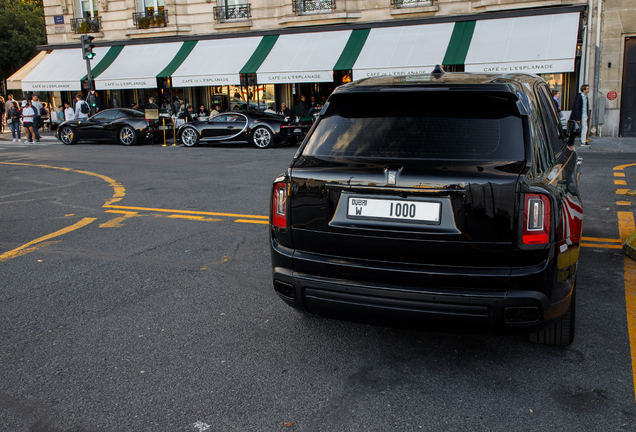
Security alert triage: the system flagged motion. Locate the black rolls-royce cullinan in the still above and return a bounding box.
[176,111,307,149]
[270,70,583,346]
[56,108,169,146]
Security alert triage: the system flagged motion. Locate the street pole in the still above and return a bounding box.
[85,57,93,92]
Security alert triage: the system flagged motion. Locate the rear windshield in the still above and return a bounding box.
[302,91,525,160]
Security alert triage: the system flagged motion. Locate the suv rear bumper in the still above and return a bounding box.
[271,241,571,334]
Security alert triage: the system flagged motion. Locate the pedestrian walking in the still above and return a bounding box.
[21,100,36,143]
[31,94,43,141]
[570,84,591,146]
[0,96,5,133]
[74,94,90,120]
[7,101,22,142]
[64,102,74,121]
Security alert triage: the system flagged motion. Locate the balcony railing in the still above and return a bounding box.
[292,0,335,15]
[70,17,102,34]
[213,4,251,22]
[132,10,169,29]
[391,0,433,7]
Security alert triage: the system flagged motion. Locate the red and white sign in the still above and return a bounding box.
[607,91,618,100]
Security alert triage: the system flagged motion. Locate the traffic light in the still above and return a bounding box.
[81,35,96,60]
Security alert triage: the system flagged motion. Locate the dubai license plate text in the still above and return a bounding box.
[347,197,440,223]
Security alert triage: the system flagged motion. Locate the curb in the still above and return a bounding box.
[624,231,636,261]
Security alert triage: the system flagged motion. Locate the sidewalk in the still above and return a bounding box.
[574,136,636,153]
[0,127,59,144]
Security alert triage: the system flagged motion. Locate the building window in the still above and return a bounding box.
[133,0,168,28]
[213,1,251,22]
[390,0,433,8]
[292,0,335,15]
[71,0,101,33]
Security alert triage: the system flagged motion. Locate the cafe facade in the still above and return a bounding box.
[10,1,591,123]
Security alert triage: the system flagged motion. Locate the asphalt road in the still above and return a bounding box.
[1,134,635,432]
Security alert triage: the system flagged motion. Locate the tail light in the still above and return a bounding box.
[523,194,550,244]
[272,182,287,228]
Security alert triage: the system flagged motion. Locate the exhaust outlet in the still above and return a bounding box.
[274,280,296,301]
[504,307,540,325]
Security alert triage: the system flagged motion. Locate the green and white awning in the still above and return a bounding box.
[94,41,196,90]
[252,31,353,84]
[464,13,580,74]
[171,37,262,87]
[21,47,111,91]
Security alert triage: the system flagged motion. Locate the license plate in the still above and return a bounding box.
[347,197,441,224]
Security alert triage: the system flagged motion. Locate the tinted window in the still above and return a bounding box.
[537,85,565,154]
[214,114,246,123]
[302,92,525,160]
[91,110,119,121]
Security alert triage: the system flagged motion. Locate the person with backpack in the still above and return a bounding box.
[74,94,90,120]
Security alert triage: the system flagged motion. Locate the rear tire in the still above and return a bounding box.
[252,126,273,149]
[529,288,576,346]
[59,126,76,145]
[119,125,137,146]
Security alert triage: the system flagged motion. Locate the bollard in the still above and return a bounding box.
[161,117,167,146]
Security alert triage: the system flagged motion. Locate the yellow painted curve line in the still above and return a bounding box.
[0,218,96,263]
[105,204,268,219]
[0,162,126,206]
[618,211,636,401]
[614,163,636,171]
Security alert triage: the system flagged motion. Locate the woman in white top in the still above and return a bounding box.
[64,102,74,121]
[21,100,36,143]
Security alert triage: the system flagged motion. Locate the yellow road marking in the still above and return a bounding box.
[616,172,626,177]
[581,237,622,243]
[580,243,622,249]
[168,215,205,220]
[235,219,269,224]
[0,162,126,205]
[105,204,268,220]
[99,211,141,228]
[618,211,636,401]
[618,189,630,195]
[0,218,96,263]
[616,180,628,185]
[614,163,636,171]
[618,201,632,206]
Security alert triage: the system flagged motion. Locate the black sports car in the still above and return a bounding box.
[56,108,171,146]
[176,111,307,149]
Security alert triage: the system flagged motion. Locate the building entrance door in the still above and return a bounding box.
[620,37,636,137]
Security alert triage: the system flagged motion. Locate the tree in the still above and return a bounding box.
[0,0,47,83]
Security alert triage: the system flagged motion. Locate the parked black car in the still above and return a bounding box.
[270,71,582,346]
[176,111,307,149]
[56,108,170,145]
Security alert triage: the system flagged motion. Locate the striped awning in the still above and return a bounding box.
[171,37,262,87]
[94,42,196,90]
[252,31,353,84]
[464,13,580,74]
[22,47,111,91]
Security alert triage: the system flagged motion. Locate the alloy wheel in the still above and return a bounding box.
[120,126,135,145]
[181,128,198,147]
[60,127,74,145]
[253,127,272,148]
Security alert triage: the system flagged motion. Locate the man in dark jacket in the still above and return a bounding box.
[298,95,312,117]
[569,84,590,146]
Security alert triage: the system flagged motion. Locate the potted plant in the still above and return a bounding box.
[79,20,90,34]
[138,17,150,29]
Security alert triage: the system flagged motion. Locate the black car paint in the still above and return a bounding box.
[176,111,307,147]
[55,108,162,144]
[270,73,582,337]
